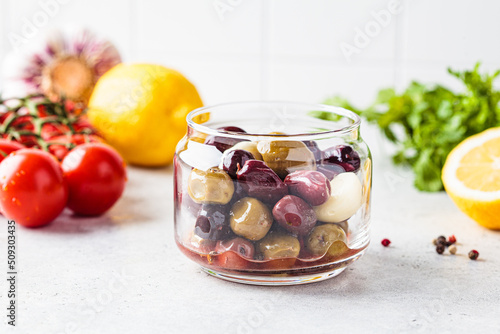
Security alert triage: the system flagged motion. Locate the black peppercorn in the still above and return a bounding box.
[468,250,479,260]
[436,244,445,254]
[437,236,446,245]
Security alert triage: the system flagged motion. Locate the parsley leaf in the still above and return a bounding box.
[321,63,500,191]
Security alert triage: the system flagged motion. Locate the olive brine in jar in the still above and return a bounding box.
[174,102,372,285]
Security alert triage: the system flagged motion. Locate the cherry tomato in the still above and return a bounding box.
[62,143,126,216]
[0,140,25,163]
[0,149,68,228]
[48,134,103,160]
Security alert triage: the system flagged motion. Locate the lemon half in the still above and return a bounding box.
[442,127,500,229]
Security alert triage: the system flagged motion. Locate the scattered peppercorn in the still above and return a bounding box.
[436,244,445,254]
[468,250,479,260]
[432,238,437,245]
[381,238,391,247]
[437,236,446,245]
[448,235,457,244]
[449,245,457,255]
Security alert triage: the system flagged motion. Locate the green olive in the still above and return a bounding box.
[306,224,347,256]
[257,232,301,260]
[230,197,273,241]
[188,167,234,204]
[257,140,316,178]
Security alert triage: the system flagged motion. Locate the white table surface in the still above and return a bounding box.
[3,158,500,334]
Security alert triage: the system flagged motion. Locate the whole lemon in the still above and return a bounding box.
[87,63,203,167]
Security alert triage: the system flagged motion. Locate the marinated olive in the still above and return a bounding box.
[284,170,331,206]
[205,126,247,153]
[335,220,349,234]
[313,172,362,223]
[194,204,232,240]
[257,232,301,260]
[215,237,255,259]
[182,192,202,216]
[190,233,216,254]
[205,136,240,153]
[317,164,346,181]
[322,145,361,173]
[272,195,317,236]
[220,149,254,179]
[230,180,247,203]
[230,197,273,241]
[306,224,347,256]
[230,141,263,160]
[257,140,316,178]
[188,167,234,204]
[218,126,247,133]
[303,140,323,162]
[236,160,288,204]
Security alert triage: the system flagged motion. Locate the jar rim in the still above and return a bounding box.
[186,101,361,139]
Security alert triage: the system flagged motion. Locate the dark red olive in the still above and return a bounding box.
[221,149,254,178]
[303,140,323,162]
[215,237,255,259]
[230,180,247,204]
[218,126,247,133]
[284,170,331,206]
[194,204,231,240]
[204,126,247,153]
[204,137,238,153]
[317,164,346,180]
[322,145,360,173]
[272,195,317,236]
[236,160,288,204]
[182,192,202,216]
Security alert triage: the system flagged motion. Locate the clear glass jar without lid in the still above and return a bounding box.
[174,101,372,285]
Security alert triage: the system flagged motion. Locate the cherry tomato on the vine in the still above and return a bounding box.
[0,149,68,228]
[48,134,103,160]
[0,139,25,163]
[62,143,126,216]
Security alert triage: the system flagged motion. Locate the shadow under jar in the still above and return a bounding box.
[174,101,372,285]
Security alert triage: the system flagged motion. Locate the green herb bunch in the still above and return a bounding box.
[321,63,500,191]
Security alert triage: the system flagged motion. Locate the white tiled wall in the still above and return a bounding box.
[1,0,500,107]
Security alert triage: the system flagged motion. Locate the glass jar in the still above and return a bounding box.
[174,101,371,285]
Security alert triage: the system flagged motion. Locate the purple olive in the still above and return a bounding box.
[204,137,239,153]
[284,170,331,206]
[221,149,254,179]
[195,204,232,240]
[218,126,247,133]
[182,192,202,216]
[317,164,346,181]
[230,180,247,204]
[272,195,317,236]
[215,237,255,259]
[204,126,247,153]
[303,140,323,162]
[322,145,360,173]
[236,160,288,204]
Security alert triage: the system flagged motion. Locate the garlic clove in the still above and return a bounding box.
[313,172,362,223]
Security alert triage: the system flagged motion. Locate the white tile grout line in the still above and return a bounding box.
[259,0,269,100]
